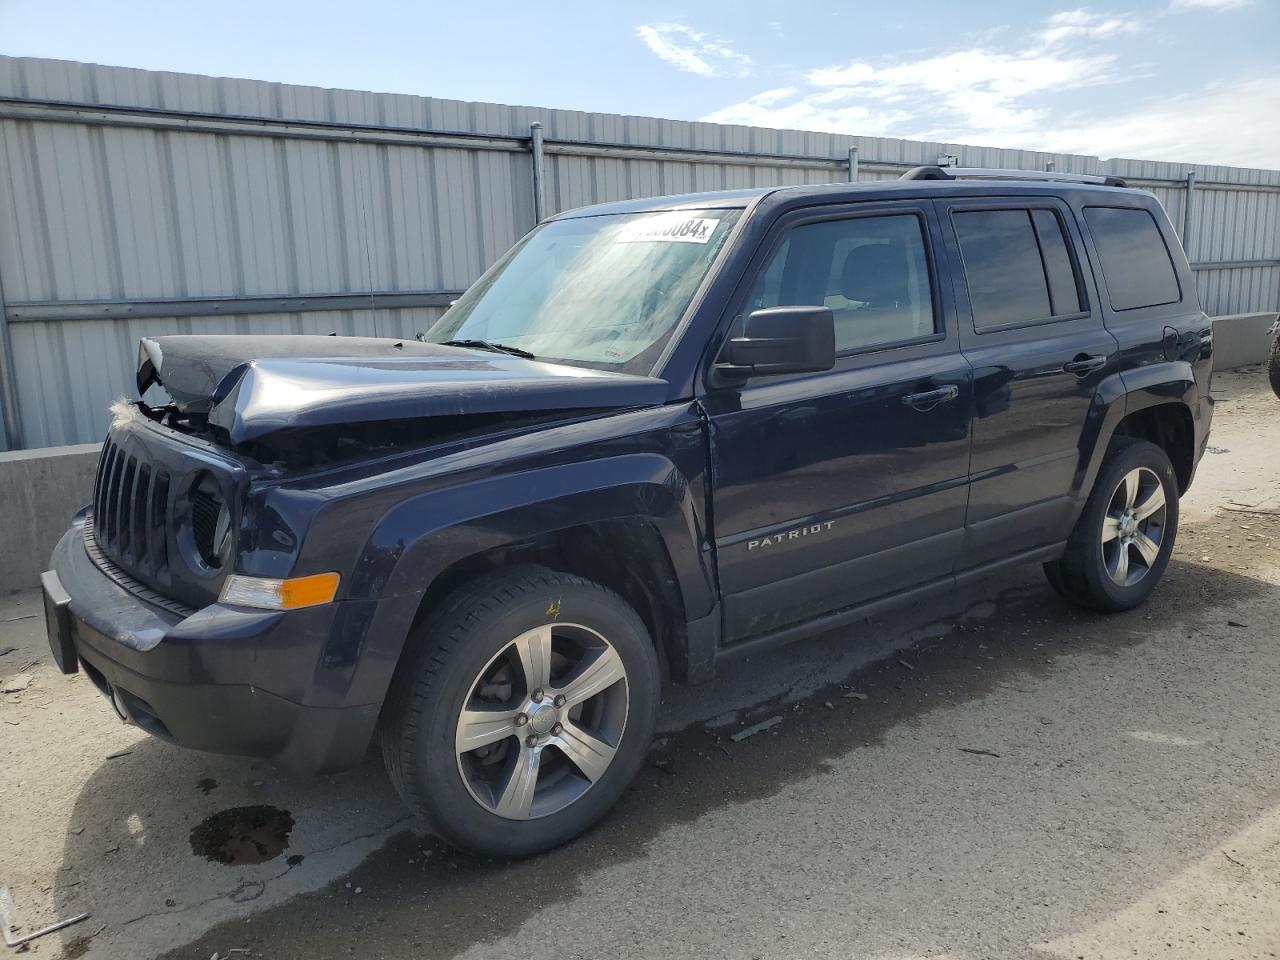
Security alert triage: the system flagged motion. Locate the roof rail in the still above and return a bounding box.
[900,165,1128,188]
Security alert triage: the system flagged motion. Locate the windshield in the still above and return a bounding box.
[425,208,742,374]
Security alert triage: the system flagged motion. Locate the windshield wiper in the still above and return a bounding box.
[440,339,536,359]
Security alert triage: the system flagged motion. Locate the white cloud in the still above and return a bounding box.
[635,23,753,78]
[698,7,1277,167]
[1025,77,1280,167]
[1038,9,1143,44]
[709,21,1120,143]
[1169,0,1250,9]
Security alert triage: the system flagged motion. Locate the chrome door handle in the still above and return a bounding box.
[902,385,960,411]
[1063,355,1106,375]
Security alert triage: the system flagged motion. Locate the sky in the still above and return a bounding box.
[2,0,1278,168]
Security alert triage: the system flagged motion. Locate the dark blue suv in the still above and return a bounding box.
[43,167,1213,857]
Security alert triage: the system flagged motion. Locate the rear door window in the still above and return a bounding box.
[1083,206,1181,311]
[952,208,1084,332]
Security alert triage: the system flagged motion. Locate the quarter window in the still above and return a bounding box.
[1083,206,1181,311]
[953,208,1084,332]
[747,214,936,353]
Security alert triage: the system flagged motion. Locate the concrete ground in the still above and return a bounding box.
[1,367,1277,960]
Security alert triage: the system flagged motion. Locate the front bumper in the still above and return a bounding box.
[43,519,379,774]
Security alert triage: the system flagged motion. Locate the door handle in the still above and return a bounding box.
[902,384,960,411]
[1063,354,1107,375]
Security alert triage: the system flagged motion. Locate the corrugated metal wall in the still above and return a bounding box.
[1,55,1277,449]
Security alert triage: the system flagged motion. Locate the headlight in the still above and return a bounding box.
[220,572,340,610]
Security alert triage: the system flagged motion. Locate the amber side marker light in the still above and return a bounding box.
[220,572,341,610]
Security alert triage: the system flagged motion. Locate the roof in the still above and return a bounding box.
[552,178,1142,220]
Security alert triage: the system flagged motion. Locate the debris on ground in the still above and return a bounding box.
[843,691,869,700]
[0,645,15,657]
[1,673,32,693]
[959,747,1001,758]
[730,715,783,742]
[105,749,133,760]
[0,885,90,948]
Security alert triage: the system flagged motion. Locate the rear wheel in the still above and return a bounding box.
[1268,331,1280,399]
[379,566,659,858]
[1044,438,1180,612]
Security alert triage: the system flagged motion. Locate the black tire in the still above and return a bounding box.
[1268,334,1280,400]
[379,565,660,858]
[1043,438,1180,612]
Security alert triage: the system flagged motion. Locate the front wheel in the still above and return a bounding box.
[1044,438,1180,612]
[379,566,660,858]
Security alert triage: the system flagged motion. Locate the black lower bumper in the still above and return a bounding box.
[43,523,378,774]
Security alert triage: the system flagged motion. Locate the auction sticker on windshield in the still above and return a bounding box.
[617,215,720,244]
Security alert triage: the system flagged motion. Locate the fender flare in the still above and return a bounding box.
[1074,360,1198,513]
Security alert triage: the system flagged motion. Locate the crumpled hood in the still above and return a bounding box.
[137,335,668,444]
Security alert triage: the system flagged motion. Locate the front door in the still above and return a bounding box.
[704,201,974,642]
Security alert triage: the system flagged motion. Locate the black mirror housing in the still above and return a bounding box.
[717,305,836,377]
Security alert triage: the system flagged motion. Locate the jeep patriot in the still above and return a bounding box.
[43,167,1214,857]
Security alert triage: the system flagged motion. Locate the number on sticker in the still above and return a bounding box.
[617,215,720,245]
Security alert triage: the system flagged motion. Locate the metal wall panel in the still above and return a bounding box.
[1,54,1277,449]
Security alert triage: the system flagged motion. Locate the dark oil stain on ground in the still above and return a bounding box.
[196,777,218,795]
[189,805,295,865]
[61,935,91,959]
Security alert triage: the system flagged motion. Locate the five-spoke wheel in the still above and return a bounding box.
[455,623,629,820]
[1045,437,1180,612]
[1100,466,1167,587]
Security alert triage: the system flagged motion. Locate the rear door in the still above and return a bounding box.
[704,200,974,642]
[937,196,1119,568]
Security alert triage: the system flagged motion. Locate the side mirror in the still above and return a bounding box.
[716,305,836,378]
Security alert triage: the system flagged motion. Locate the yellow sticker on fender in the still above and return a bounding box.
[617,215,720,244]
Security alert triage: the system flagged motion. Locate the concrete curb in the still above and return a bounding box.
[0,442,99,592]
[1210,312,1278,370]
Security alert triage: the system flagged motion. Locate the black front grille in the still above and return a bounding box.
[92,438,172,578]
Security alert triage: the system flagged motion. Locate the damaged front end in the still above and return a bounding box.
[131,334,669,470]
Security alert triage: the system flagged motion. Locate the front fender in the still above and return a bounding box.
[336,445,711,710]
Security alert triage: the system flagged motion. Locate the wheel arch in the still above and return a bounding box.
[401,517,691,684]
[1111,401,1196,493]
[1077,362,1201,506]
[338,454,714,719]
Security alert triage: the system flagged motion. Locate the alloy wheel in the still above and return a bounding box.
[454,623,629,820]
[1100,466,1167,587]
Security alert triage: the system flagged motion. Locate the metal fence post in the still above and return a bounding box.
[1182,170,1197,257]
[0,264,23,450]
[529,121,546,225]
[847,146,859,183]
